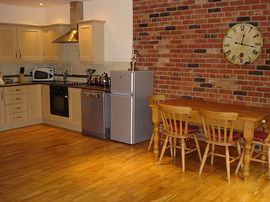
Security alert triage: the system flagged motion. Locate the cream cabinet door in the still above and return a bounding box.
[0,88,5,129]
[78,20,104,63]
[17,27,43,62]
[27,85,42,122]
[0,26,17,61]
[43,28,59,62]
[41,85,50,119]
[68,87,82,131]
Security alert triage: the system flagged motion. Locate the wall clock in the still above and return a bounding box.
[223,23,263,65]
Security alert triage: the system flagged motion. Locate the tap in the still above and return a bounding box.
[86,68,96,84]
[62,70,68,82]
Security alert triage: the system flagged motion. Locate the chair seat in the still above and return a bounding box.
[252,131,269,143]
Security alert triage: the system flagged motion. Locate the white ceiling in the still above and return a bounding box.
[0,0,91,8]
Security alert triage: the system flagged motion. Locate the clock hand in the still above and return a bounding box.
[234,42,255,48]
[240,34,245,45]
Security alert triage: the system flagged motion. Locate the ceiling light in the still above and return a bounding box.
[39,3,43,6]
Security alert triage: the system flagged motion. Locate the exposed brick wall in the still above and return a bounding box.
[133,0,270,108]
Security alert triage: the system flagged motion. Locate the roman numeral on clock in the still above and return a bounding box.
[253,34,259,38]
[252,50,259,55]
[225,50,231,55]
[240,25,244,31]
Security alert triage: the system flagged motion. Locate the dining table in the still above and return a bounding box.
[149,98,270,180]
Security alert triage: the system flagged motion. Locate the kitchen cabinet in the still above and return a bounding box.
[0,26,17,62]
[68,87,82,131]
[0,88,5,129]
[78,20,105,63]
[41,84,50,120]
[0,85,43,131]
[3,86,28,125]
[0,25,43,62]
[43,25,69,62]
[42,85,82,132]
[27,84,42,122]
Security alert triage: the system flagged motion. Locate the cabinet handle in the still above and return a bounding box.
[19,49,21,58]
[1,90,3,100]
[15,50,17,58]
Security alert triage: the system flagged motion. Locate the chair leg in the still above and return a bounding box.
[199,143,210,175]
[251,143,255,159]
[147,131,154,151]
[268,146,270,180]
[235,148,244,174]
[236,141,241,157]
[194,135,202,162]
[169,137,174,157]
[225,146,231,182]
[211,144,215,165]
[181,138,186,172]
[159,136,169,164]
[174,137,177,158]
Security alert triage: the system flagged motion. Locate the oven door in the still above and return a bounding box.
[50,85,69,117]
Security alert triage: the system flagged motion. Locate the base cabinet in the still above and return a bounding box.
[42,85,82,132]
[0,88,5,129]
[0,85,42,131]
[27,84,42,122]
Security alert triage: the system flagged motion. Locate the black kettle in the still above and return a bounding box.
[100,72,109,86]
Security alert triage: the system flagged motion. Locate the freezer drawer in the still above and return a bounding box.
[111,94,134,144]
[111,71,134,94]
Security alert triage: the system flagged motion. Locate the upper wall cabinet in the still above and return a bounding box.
[17,26,43,62]
[42,25,69,62]
[0,25,43,63]
[78,20,105,63]
[0,26,17,62]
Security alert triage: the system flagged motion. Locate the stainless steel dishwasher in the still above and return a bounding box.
[81,90,111,139]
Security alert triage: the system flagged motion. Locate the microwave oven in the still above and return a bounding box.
[32,67,54,81]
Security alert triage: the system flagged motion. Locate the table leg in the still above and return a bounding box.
[153,121,160,158]
[243,120,254,181]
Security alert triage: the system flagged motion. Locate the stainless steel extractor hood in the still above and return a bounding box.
[53,1,83,43]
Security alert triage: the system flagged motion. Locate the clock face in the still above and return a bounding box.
[223,23,263,65]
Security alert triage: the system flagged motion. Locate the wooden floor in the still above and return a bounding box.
[1,125,270,202]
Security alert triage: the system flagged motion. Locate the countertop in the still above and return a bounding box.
[0,81,111,93]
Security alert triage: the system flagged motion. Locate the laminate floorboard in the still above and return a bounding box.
[0,124,270,202]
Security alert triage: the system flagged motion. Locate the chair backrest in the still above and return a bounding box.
[148,95,166,104]
[200,110,239,144]
[159,104,192,137]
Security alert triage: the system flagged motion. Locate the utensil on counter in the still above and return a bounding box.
[18,66,25,82]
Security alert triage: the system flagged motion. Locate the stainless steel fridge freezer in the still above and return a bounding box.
[110,70,153,144]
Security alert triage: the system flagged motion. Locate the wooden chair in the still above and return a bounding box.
[235,130,270,180]
[199,110,243,182]
[147,94,166,151]
[158,104,202,172]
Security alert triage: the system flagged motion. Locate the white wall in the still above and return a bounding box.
[46,0,133,62]
[0,4,46,25]
[45,5,70,25]
[84,0,133,62]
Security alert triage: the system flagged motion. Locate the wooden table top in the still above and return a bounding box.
[162,99,270,122]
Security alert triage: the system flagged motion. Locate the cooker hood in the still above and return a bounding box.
[53,1,83,43]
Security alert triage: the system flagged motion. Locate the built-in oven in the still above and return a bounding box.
[50,85,69,117]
